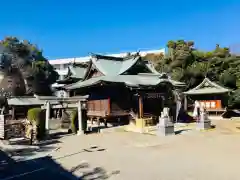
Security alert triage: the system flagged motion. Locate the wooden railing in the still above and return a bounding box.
[4,120,25,139]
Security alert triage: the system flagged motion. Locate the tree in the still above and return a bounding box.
[0,36,58,96]
[220,70,237,89]
[143,40,240,108]
[228,89,240,109]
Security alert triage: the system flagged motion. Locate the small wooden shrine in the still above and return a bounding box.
[184,78,231,114]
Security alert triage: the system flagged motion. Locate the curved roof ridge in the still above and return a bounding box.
[90,54,140,76]
[118,56,140,74]
[192,77,230,91]
[184,77,231,95]
[66,74,185,90]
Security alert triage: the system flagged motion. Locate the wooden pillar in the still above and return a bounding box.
[77,101,83,135]
[184,95,187,111]
[107,98,111,115]
[45,101,50,133]
[138,95,143,118]
[97,117,100,133]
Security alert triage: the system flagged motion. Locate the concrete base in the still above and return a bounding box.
[77,130,84,135]
[197,120,212,130]
[157,125,175,136]
[125,125,144,133]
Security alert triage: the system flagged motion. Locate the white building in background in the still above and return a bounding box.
[49,48,165,81]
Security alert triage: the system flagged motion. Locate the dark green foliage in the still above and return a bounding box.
[228,90,240,109]
[70,109,78,134]
[0,36,59,96]
[220,70,237,89]
[143,40,240,108]
[27,108,46,140]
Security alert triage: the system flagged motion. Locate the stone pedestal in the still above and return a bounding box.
[77,130,84,135]
[157,108,175,136]
[197,112,211,130]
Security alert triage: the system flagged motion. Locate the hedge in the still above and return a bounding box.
[70,109,78,134]
[27,108,46,140]
[70,109,88,134]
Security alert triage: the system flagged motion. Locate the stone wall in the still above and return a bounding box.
[4,120,25,139]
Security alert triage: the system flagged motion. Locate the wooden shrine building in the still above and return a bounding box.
[184,78,231,114]
[65,53,185,124]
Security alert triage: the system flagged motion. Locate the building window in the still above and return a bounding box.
[53,64,61,70]
[64,64,69,69]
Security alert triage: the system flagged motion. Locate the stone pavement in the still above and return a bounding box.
[48,120,240,180]
[1,120,240,180]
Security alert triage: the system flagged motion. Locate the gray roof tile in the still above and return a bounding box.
[66,74,185,90]
[184,78,231,95]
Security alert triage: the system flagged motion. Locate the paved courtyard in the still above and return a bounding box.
[48,119,240,180]
[2,120,240,180]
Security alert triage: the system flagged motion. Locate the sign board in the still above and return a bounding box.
[55,90,68,98]
[145,93,164,99]
[199,100,222,110]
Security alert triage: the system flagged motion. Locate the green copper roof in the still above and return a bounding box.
[184,78,231,95]
[65,74,185,90]
[68,65,88,79]
[91,54,141,76]
[8,97,47,106]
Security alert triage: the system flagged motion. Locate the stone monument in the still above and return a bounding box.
[197,108,212,130]
[157,107,175,136]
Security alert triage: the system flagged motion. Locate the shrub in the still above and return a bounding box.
[228,89,240,109]
[27,108,46,140]
[70,109,78,134]
[220,71,237,89]
[70,109,88,134]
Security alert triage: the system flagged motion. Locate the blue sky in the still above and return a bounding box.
[0,0,239,59]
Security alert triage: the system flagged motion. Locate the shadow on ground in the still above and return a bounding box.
[175,129,192,135]
[0,149,79,180]
[0,149,120,180]
[47,131,72,140]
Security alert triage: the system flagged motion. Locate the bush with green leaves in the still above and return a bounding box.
[143,40,240,109]
[27,108,46,140]
[70,109,88,133]
[220,70,237,89]
[70,109,78,134]
[228,90,240,109]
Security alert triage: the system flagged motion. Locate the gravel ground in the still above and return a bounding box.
[47,120,240,180]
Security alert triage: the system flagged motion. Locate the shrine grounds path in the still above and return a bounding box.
[48,119,240,180]
[2,119,240,180]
